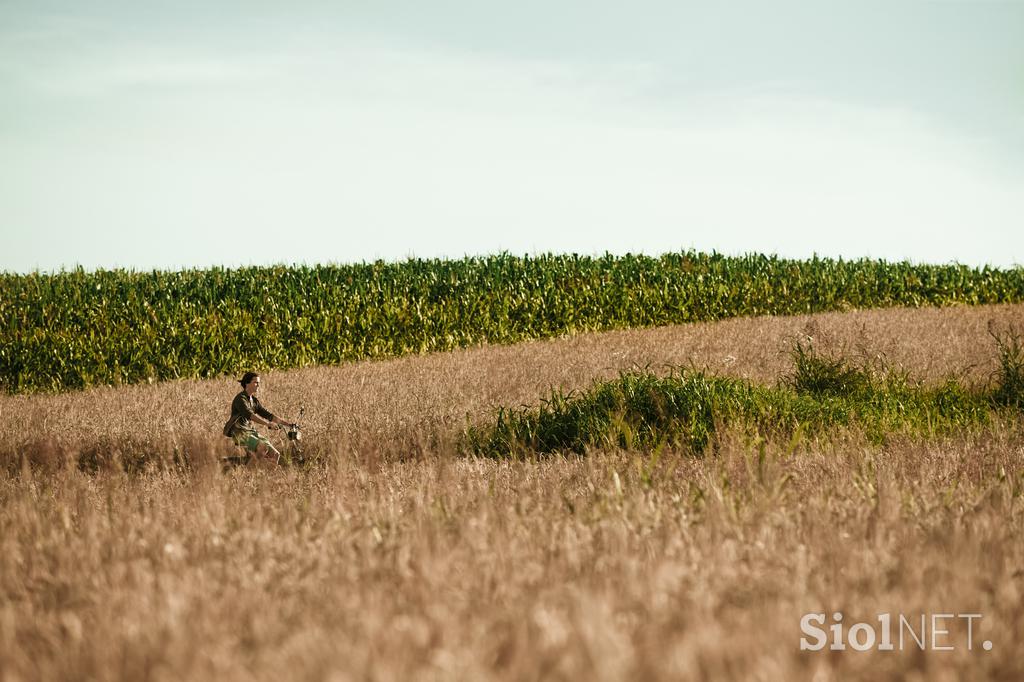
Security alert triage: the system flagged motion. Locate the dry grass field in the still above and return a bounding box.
[2,303,1023,680]
[1,303,1020,455]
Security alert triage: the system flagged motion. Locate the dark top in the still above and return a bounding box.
[223,391,275,437]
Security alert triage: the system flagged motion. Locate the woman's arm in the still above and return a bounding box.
[265,415,295,429]
[253,400,281,428]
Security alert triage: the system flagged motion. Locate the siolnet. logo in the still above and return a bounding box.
[800,612,993,652]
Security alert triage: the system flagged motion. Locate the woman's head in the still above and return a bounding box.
[239,372,260,394]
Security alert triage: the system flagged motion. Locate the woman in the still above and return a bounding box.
[223,371,295,464]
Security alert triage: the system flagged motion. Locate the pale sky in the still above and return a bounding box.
[1,0,1022,272]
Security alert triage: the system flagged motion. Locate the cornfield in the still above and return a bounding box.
[2,251,1022,393]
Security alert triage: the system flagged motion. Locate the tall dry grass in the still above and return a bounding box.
[1,304,1023,680]
[1,427,1022,681]
[1,304,1021,459]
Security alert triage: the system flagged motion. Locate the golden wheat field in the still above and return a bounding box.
[2,304,1023,681]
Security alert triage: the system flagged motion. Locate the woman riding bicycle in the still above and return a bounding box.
[223,372,296,464]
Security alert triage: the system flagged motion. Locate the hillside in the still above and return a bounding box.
[3,301,1024,681]
[2,302,1022,680]
[2,303,1020,461]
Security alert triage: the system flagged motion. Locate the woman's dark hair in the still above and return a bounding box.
[239,372,260,388]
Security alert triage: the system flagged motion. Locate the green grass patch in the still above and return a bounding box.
[786,339,876,397]
[991,325,1024,409]
[463,369,1000,458]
